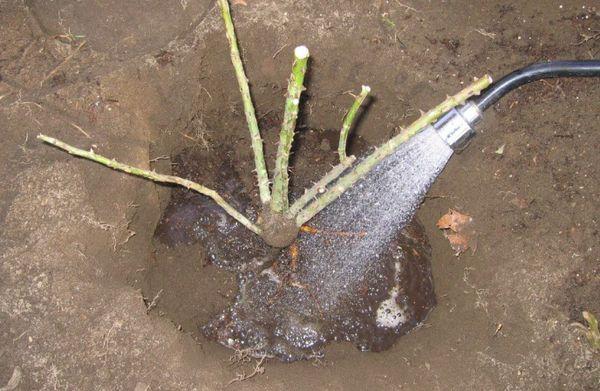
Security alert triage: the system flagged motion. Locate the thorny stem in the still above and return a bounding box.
[36,1,494,250]
[217,0,271,204]
[287,156,356,217]
[295,75,493,226]
[286,85,370,215]
[37,134,263,235]
[271,46,310,213]
[338,85,370,164]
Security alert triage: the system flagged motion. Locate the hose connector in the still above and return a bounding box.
[433,101,482,150]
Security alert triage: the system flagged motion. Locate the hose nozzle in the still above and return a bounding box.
[433,102,481,150]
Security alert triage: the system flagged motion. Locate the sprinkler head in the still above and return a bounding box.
[433,101,482,150]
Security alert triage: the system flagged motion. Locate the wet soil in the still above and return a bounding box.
[152,132,436,361]
[1,0,599,389]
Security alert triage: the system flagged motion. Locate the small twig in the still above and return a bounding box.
[37,134,263,235]
[115,225,136,251]
[12,331,27,344]
[200,85,213,101]
[228,348,256,367]
[226,356,266,386]
[180,130,211,151]
[338,85,370,164]
[258,109,274,120]
[14,101,43,110]
[493,323,503,336]
[16,133,30,155]
[474,28,496,40]
[296,75,493,226]
[70,122,91,138]
[149,155,170,163]
[272,43,289,59]
[41,40,86,85]
[146,289,164,314]
[102,323,117,350]
[395,1,419,13]
[180,132,197,142]
[574,31,600,46]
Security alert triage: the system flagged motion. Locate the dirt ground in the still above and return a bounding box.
[1,0,598,389]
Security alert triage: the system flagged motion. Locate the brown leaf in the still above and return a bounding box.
[232,0,247,5]
[436,209,472,231]
[437,209,477,256]
[445,233,470,254]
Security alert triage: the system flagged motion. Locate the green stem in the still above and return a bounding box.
[582,311,600,350]
[296,75,493,226]
[287,156,356,218]
[217,0,270,204]
[37,134,263,235]
[339,85,370,164]
[270,45,310,213]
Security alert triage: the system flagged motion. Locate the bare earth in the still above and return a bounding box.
[0,0,598,389]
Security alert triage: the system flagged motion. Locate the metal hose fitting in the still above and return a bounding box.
[433,102,482,150]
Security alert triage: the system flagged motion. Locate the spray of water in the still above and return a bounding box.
[298,126,454,308]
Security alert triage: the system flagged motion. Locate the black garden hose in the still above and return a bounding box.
[432,60,600,150]
[473,60,600,111]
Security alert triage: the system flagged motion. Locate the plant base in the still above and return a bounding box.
[259,208,301,248]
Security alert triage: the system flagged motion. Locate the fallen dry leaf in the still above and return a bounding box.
[436,209,472,231]
[437,209,477,256]
[232,0,247,5]
[445,233,471,255]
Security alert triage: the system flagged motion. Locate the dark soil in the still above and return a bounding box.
[1,0,598,389]
[154,132,436,361]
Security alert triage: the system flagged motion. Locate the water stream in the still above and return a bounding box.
[301,126,454,309]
